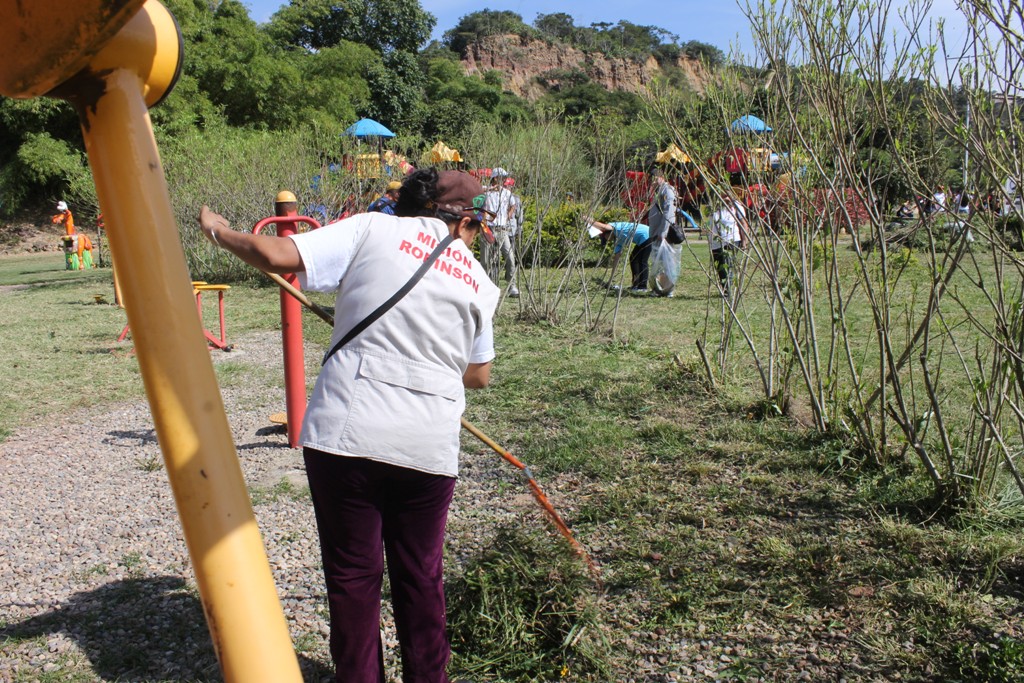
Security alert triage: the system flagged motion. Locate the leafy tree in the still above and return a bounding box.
[443,10,534,54]
[541,81,643,120]
[534,13,576,41]
[364,50,426,131]
[358,0,436,54]
[186,0,307,129]
[681,40,724,68]
[0,132,89,212]
[268,0,435,54]
[0,95,82,214]
[297,42,378,129]
[536,69,591,90]
[420,99,486,143]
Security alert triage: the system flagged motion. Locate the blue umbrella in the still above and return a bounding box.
[729,115,772,133]
[344,118,396,138]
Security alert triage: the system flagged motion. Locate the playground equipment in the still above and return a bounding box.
[0,2,302,681]
[251,193,322,448]
[117,280,234,349]
[61,235,81,270]
[61,233,96,270]
[194,282,232,350]
[52,201,76,235]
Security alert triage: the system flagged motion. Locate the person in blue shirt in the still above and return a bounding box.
[588,218,652,293]
[367,180,402,215]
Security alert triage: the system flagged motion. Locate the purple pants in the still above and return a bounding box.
[304,448,457,683]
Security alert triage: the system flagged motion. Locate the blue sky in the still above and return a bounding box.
[241,0,970,62]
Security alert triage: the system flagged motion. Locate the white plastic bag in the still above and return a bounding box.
[649,239,681,296]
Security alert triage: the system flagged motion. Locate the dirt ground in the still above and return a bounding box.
[0,220,67,255]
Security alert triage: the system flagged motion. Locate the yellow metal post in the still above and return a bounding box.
[0,2,302,680]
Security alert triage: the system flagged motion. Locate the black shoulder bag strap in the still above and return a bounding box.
[321,233,454,366]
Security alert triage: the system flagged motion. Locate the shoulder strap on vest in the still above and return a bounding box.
[321,233,455,366]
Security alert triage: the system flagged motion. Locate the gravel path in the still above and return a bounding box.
[0,331,535,683]
[0,329,941,683]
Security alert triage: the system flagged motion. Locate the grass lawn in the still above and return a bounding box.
[1,248,1022,681]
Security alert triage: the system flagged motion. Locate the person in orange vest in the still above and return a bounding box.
[52,200,75,235]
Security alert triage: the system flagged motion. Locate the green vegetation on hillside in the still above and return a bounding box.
[0,0,710,219]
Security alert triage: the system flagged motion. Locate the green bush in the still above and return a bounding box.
[161,126,357,283]
[521,201,599,267]
[0,132,93,214]
[997,215,1023,251]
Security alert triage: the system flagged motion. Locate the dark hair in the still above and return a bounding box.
[395,168,437,218]
[396,167,466,225]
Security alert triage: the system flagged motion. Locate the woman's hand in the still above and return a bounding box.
[197,204,304,274]
[198,205,231,248]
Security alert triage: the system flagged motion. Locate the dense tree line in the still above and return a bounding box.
[0,0,713,217]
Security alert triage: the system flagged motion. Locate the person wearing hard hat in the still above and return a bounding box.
[51,200,75,236]
[367,180,402,215]
[198,168,499,683]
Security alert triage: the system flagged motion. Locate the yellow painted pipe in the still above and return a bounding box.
[37,2,302,681]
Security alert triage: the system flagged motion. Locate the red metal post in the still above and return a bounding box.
[253,194,322,448]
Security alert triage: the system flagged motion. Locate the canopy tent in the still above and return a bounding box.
[729,115,772,134]
[343,118,396,138]
[655,144,691,165]
[429,141,462,163]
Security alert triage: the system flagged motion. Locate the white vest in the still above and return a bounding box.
[291,214,500,476]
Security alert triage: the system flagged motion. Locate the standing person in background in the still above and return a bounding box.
[587,218,652,294]
[505,176,524,255]
[931,185,947,214]
[197,168,500,683]
[367,180,402,215]
[708,188,748,297]
[52,200,75,235]
[647,168,677,241]
[482,168,519,297]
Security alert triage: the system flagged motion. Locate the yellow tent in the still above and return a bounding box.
[655,144,691,165]
[429,141,462,163]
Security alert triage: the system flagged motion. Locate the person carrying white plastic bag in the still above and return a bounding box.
[649,237,681,297]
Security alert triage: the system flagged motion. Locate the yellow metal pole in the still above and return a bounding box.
[5,3,303,681]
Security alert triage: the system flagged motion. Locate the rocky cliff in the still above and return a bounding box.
[460,34,712,100]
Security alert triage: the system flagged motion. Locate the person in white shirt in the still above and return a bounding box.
[931,185,947,214]
[482,169,519,297]
[198,168,500,683]
[708,189,748,297]
[506,177,524,251]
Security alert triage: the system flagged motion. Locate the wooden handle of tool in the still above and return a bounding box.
[263,271,334,326]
